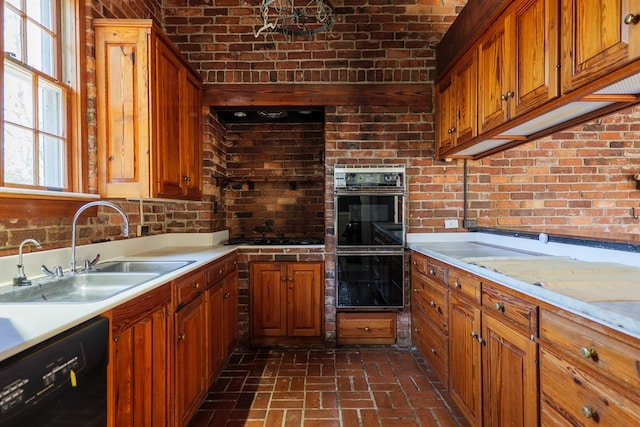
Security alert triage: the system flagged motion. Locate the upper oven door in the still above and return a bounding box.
[335,190,405,248]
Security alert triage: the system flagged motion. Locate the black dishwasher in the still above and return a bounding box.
[0,316,109,427]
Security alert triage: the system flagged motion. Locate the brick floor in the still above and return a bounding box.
[188,348,469,427]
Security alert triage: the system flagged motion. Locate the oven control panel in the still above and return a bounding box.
[334,166,405,189]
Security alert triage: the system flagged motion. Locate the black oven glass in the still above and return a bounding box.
[336,194,404,247]
[337,253,404,308]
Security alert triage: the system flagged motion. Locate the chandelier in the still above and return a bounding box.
[254,0,336,37]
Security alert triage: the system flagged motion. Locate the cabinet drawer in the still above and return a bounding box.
[337,312,396,345]
[206,253,237,286]
[411,251,429,277]
[540,347,640,426]
[175,269,206,309]
[482,282,537,333]
[448,266,481,304]
[411,273,447,331]
[540,309,640,390]
[412,309,447,385]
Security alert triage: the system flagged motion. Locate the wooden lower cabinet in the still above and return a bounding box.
[107,283,171,427]
[481,312,538,427]
[250,262,323,345]
[222,272,238,352]
[175,293,207,427]
[448,293,483,426]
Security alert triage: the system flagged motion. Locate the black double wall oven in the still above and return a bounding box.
[334,165,406,309]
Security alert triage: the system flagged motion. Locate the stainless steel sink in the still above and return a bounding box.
[0,273,159,303]
[92,260,194,273]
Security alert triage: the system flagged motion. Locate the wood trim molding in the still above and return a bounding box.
[202,83,432,107]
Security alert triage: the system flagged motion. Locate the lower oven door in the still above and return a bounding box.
[337,252,405,309]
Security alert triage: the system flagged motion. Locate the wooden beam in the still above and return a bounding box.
[202,83,432,107]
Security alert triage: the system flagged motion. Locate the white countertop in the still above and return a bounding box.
[0,232,235,362]
[408,232,640,340]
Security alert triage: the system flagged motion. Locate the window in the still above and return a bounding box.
[2,0,80,192]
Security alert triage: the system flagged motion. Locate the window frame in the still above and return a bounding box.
[1,0,88,200]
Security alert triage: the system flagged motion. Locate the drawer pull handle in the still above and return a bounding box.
[429,269,436,276]
[430,300,437,307]
[494,302,504,312]
[580,347,597,359]
[581,406,597,419]
[454,280,461,289]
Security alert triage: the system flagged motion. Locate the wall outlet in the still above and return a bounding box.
[463,219,478,229]
[444,219,458,229]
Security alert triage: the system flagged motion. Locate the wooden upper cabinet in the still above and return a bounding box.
[561,0,640,94]
[436,51,477,157]
[478,14,512,135]
[95,19,202,200]
[512,0,559,116]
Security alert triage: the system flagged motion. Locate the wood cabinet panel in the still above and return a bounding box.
[251,263,288,337]
[205,283,224,383]
[174,269,205,309]
[287,263,323,337]
[540,309,640,390]
[482,281,538,333]
[222,272,238,353]
[337,312,396,345]
[412,308,448,384]
[411,273,448,331]
[540,347,640,426]
[448,294,482,427]
[482,312,538,427]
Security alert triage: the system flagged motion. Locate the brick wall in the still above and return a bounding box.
[225,121,325,240]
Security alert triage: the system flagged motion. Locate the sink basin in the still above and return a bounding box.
[93,260,194,273]
[0,273,159,303]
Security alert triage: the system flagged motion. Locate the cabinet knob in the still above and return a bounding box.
[413,261,418,265]
[414,328,420,333]
[624,13,640,25]
[581,406,597,419]
[429,269,436,276]
[182,175,191,182]
[431,348,437,354]
[454,280,461,289]
[470,331,478,338]
[580,347,597,359]
[178,333,186,340]
[494,302,504,312]
[218,269,223,275]
[364,327,370,332]
[413,288,420,293]
[429,300,437,307]
[224,292,230,299]
[192,282,200,289]
[476,337,485,345]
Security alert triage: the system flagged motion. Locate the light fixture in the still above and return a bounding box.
[258,111,288,119]
[255,0,336,37]
[234,111,247,118]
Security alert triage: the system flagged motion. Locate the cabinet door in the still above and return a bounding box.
[448,294,482,427]
[482,313,538,427]
[180,70,202,199]
[478,13,513,134]
[287,263,323,337]
[153,36,184,198]
[175,294,206,427]
[561,0,640,93]
[512,0,559,116]
[251,263,287,337]
[206,284,225,383]
[222,272,238,352]
[436,74,455,155]
[95,24,151,198]
[454,51,478,145]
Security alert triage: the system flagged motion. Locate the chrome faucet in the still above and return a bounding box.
[13,239,42,286]
[71,201,129,273]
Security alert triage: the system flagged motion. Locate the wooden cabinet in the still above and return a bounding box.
[107,283,171,427]
[221,268,238,353]
[561,0,640,94]
[174,269,207,427]
[477,0,559,134]
[250,262,323,345]
[337,312,397,345]
[95,19,202,200]
[410,252,449,384]
[539,308,640,425]
[436,52,477,155]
